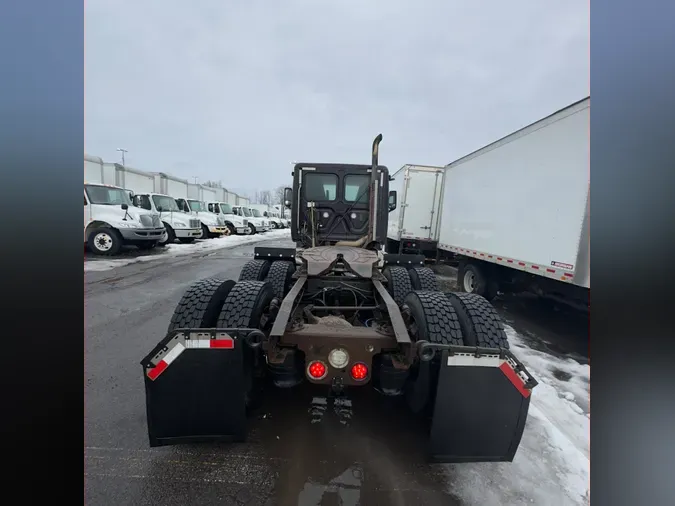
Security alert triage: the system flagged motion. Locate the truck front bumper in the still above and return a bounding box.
[175,228,202,239]
[207,226,228,235]
[118,227,165,241]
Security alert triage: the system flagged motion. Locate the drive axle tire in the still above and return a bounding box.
[217,281,275,328]
[383,266,413,306]
[168,278,237,332]
[444,292,509,349]
[404,291,463,346]
[87,227,123,256]
[239,259,271,281]
[408,266,438,291]
[265,261,296,299]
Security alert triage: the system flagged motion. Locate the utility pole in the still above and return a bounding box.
[116,148,128,166]
[193,177,198,184]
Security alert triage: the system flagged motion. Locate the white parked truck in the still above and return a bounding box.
[386,164,446,257]
[437,97,590,308]
[233,205,268,234]
[249,204,283,229]
[131,192,202,245]
[206,201,249,235]
[175,198,229,239]
[84,182,165,255]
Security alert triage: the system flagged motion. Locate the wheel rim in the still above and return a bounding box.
[94,232,113,251]
[463,270,476,292]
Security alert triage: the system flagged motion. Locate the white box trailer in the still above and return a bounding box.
[437,97,590,308]
[386,164,445,256]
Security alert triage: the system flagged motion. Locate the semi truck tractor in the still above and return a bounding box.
[140,134,537,464]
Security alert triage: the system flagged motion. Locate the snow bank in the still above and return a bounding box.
[84,229,291,272]
[445,324,590,506]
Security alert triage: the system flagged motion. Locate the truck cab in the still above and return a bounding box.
[132,192,201,245]
[206,201,249,235]
[84,183,165,255]
[232,205,268,234]
[285,163,397,248]
[176,198,228,239]
[250,204,283,229]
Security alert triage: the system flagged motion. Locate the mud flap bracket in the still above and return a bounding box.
[140,328,263,447]
[426,345,538,463]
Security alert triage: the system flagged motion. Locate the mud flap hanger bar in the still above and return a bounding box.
[415,342,539,390]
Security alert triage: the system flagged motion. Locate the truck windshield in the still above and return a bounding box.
[251,209,262,217]
[220,203,233,214]
[152,195,180,212]
[85,185,132,205]
[188,200,204,212]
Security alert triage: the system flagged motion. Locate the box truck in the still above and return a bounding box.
[437,97,590,308]
[386,164,445,256]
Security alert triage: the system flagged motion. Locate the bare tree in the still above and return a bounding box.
[274,185,285,206]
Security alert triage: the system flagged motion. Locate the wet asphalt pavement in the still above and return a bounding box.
[85,237,589,506]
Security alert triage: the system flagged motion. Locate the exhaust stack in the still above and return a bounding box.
[367,133,383,245]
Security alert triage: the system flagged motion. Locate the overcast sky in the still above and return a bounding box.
[85,0,589,197]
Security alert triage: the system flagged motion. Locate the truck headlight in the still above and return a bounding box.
[173,221,187,228]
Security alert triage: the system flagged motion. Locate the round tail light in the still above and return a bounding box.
[350,362,368,381]
[307,360,327,380]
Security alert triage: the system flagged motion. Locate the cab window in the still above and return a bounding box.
[304,173,337,201]
[344,174,370,203]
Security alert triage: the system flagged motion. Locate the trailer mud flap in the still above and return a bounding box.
[141,328,260,447]
[428,348,537,463]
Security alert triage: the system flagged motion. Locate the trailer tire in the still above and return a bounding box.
[408,266,438,291]
[217,281,275,330]
[265,261,296,299]
[404,291,463,346]
[458,261,497,300]
[444,292,509,349]
[167,278,237,332]
[87,227,123,255]
[239,259,271,281]
[383,266,413,306]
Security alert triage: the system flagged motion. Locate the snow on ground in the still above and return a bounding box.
[84,229,291,272]
[445,324,590,506]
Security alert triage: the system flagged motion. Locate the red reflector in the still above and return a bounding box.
[210,339,234,349]
[308,361,327,379]
[350,363,368,381]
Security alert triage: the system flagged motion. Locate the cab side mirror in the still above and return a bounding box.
[283,187,293,208]
[121,203,129,210]
[388,190,397,212]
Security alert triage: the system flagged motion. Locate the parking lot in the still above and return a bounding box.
[85,234,589,506]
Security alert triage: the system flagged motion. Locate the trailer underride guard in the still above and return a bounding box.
[141,134,538,463]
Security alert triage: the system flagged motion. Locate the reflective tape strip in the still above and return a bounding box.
[446,353,530,398]
[147,343,185,380]
[184,338,234,349]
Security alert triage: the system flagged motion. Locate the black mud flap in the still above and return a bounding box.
[140,328,260,447]
[428,347,538,463]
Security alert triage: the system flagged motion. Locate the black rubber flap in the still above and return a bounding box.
[428,350,530,463]
[143,341,246,447]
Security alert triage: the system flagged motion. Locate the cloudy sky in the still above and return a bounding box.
[85,0,589,197]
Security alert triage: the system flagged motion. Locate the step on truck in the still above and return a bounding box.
[84,183,165,255]
[140,135,538,463]
[131,192,202,246]
[175,198,229,239]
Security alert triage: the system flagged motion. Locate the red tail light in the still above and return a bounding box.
[307,360,327,379]
[350,363,368,381]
